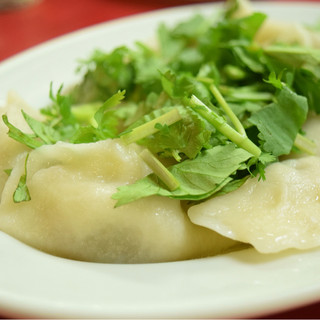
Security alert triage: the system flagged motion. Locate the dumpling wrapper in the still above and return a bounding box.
[188,156,320,253]
[0,139,238,263]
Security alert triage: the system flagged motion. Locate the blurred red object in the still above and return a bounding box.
[0,0,215,62]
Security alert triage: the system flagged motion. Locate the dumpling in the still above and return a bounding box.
[255,19,320,48]
[188,155,320,254]
[0,139,238,263]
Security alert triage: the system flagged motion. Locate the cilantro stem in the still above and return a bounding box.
[190,95,261,157]
[171,149,182,162]
[139,149,180,191]
[71,103,101,127]
[223,64,246,81]
[294,133,317,155]
[209,83,246,136]
[120,108,182,145]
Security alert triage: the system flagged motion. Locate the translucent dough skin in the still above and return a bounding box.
[188,156,320,254]
[0,139,237,263]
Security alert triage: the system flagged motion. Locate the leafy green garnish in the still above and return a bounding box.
[249,85,308,156]
[112,143,253,207]
[4,169,12,176]
[2,0,320,205]
[139,148,180,191]
[2,114,45,149]
[13,154,31,203]
[120,108,182,145]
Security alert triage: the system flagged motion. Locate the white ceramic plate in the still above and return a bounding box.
[1,2,320,318]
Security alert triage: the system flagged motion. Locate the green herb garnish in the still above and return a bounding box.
[2,0,319,205]
[13,154,31,203]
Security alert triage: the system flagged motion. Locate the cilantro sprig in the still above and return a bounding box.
[2,0,319,206]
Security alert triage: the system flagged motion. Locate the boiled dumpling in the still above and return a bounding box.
[0,139,238,263]
[188,155,320,253]
[255,19,320,48]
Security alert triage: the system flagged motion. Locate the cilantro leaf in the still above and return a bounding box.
[13,154,31,203]
[249,85,308,156]
[2,114,45,149]
[112,143,252,206]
